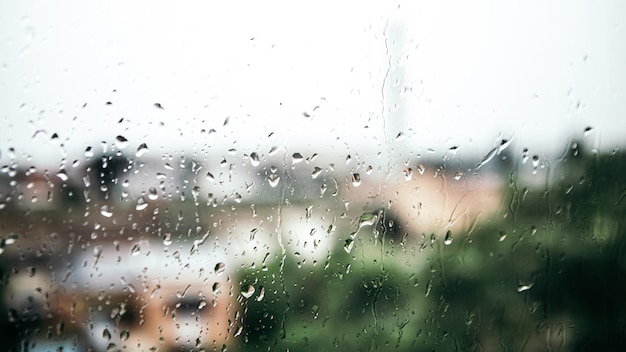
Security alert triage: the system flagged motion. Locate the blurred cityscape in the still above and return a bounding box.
[1,135,625,351]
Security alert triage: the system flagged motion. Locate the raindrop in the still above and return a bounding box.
[241,284,255,299]
[250,152,260,167]
[444,230,453,245]
[233,192,242,203]
[198,300,207,309]
[163,233,172,246]
[84,146,94,158]
[268,173,280,187]
[522,148,529,164]
[115,135,129,149]
[56,169,69,181]
[498,231,507,242]
[120,330,130,341]
[454,171,463,180]
[256,286,265,301]
[136,143,149,157]
[403,167,413,181]
[311,167,322,179]
[135,197,148,211]
[206,172,215,182]
[148,187,158,200]
[100,205,113,218]
[517,283,533,292]
[102,328,111,341]
[417,164,425,175]
[214,262,226,275]
[292,153,304,165]
[583,126,593,136]
[212,282,222,294]
[344,239,354,253]
[154,103,164,109]
[476,147,498,169]
[131,243,141,256]
[268,146,280,156]
[351,173,361,187]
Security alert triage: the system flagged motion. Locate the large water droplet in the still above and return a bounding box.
[56,169,69,182]
[351,173,361,187]
[148,187,158,200]
[102,328,111,341]
[312,167,322,179]
[136,143,149,157]
[163,233,172,246]
[212,282,222,294]
[120,330,130,341]
[292,153,304,166]
[135,197,148,211]
[241,284,255,299]
[100,205,113,218]
[214,262,226,275]
[268,173,280,187]
[444,230,453,245]
[250,152,260,167]
[344,239,354,253]
[115,135,129,149]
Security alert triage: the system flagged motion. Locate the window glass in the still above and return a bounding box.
[1,1,626,351]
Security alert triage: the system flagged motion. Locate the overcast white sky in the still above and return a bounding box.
[1,0,625,168]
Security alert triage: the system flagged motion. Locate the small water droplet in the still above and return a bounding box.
[241,284,255,299]
[344,239,354,253]
[84,146,94,157]
[131,243,141,256]
[256,286,265,301]
[100,205,113,217]
[268,173,280,187]
[498,231,507,242]
[102,328,111,341]
[120,330,130,341]
[444,230,453,245]
[198,300,207,309]
[206,172,215,182]
[163,233,172,246]
[212,282,222,294]
[312,167,322,179]
[351,173,361,187]
[136,143,149,157]
[233,192,242,203]
[292,153,304,165]
[417,164,425,175]
[148,187,158,200]
[135,197,148,211]
[214,262,226,275]
[517,283,533,292]
[583,126,593,136]
[403,168,413,181]
[454,171,463,180]
[268,146,280,156]
[56,169,69,181]
[115,135,129,149]
[250,152,260,167]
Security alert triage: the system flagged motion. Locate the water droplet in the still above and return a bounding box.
[100,205,113,218]
[148,187,158,200]
[102,328,111,341]
[206,172,215,182]
[344,239,354,253]
[454,171,463,180]
[212,282,222,294]
[233,192,242,203]
[403,168,413,181]
[498,231,507,242]
[256,286,265,301]
[56,169,69,181]
[417,164,425,175]
[154,103,164,109]
[84,146,94,157]
[268,173,280,187]
[444,230,453,245]
[351,173,361,187]
[131,243,141,256]
[135,197,148,211]
[163,233,172,246]
[250,152,260,167]
[517,283,533,292]
[292,153,304,165]
[583,126,593,136]
[311,167,322,179]
[136,143,149,157]
[241,284,255,299]
[214,262,226,275]
[268,146,280,156]
[476,147,498,169]
[120,330,130,341]
[522,148,529,163]
[115,135,129,149]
